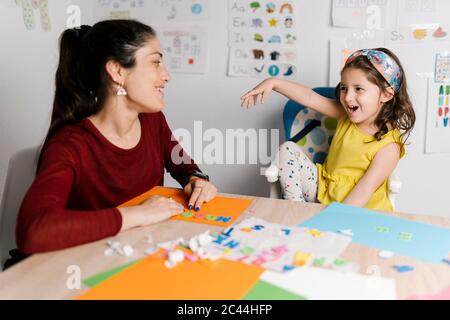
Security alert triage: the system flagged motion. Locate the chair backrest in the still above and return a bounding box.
[283,87,337,164]
[0,146,39,270]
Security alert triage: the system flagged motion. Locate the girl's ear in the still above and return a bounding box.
[105,60,126,85]
[381,86,395,104]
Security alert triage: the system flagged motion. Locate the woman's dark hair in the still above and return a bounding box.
[37,19,156,171]
[335,48,416,144]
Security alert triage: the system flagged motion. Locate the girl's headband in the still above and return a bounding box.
[345,49,402,92]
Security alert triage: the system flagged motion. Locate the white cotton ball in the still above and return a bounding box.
[108,241,121,250]
[198,231,213,246]
[123,245,134,257]
[189,238,199,252]
[169,250,185,264]
[104,248,114,256]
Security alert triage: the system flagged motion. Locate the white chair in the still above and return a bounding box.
[263,88,402,211]
[0,146,39,270]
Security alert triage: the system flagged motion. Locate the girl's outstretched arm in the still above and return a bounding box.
[241,78,345,119]
[343,143,401,208]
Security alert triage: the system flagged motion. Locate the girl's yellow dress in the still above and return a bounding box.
[317,116,404,213]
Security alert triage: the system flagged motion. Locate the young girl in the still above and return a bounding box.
[13,20,217,259]
[241,48,415,213]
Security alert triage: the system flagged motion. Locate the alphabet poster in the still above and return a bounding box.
[227,0,299,79]
[426,79,450,153]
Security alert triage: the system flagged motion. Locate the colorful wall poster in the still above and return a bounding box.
[227,0,299,78]
[386,24,449,45]
[150,0,211,23]
[332,0,388,29]
[299,202,450,263]
[16,0,51,31]
[156,25,209,74]
[426,80,450,153]
[435,52,450,83]
[93,0,150,21]
[120,186,252,227]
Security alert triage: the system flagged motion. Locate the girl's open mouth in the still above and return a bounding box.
[348,105,359,113]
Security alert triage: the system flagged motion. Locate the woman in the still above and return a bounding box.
[12,20,217,259]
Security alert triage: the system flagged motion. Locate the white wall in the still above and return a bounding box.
[1,0,449,217]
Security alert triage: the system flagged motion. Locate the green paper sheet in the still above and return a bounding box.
[83,260,140,288]
[243,280,307,300]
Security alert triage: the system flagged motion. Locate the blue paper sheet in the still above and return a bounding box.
[299,203,450,264]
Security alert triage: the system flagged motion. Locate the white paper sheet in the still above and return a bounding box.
[332,0,388,29]
[261,266,397,300]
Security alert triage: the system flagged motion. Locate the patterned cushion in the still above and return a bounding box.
[283,87,337,165]
[290,107,337,164]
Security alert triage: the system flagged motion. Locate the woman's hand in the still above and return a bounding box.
[184,177,218,211]
[241,78,277,108]
[119,195,184,231]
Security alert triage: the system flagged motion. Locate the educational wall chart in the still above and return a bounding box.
[204,217,352,272]
[15,0,51,31]
[156,25,209,74]
[332,0,388,29]
[386,24,449,45]
[425,79,450,153]
[93,0,150,22]
[386,0,449,45]
[227,0,299,79]
[149,0,211,23]
[150,0,210,74]
[435,52,450,83]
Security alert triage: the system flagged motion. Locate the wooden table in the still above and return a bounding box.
[0,193,449,300]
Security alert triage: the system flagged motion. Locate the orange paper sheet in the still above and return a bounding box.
[120,186,252,227]
[77,254,264,300]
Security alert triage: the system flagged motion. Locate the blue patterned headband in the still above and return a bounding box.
[345,49,402,92]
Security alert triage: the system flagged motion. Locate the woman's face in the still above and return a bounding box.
[124,38,171,113]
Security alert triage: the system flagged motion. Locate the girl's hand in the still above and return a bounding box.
[184,177,218,211]
[119,196,184,231]
[241,78,276,108]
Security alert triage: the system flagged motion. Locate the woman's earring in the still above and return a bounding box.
[116,83,127,96]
